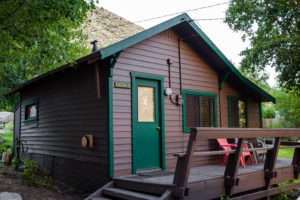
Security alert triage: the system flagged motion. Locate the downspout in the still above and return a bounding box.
[108,51,121,178]
[178,39,183,95]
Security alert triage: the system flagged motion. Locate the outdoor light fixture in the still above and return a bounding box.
[164,88,173,96]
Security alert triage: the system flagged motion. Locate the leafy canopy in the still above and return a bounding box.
[263,88,300,128]
[225,0,300,90]
[0,0,96,110]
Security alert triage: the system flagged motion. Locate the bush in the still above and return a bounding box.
[21,158,38,185]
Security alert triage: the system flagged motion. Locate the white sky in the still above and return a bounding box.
[97,0,276,86]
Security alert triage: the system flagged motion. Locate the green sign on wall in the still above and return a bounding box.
[114,82,131,89]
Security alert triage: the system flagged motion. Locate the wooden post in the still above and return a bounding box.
[292,147,300,179]
[173,128,197,198]
[224,138,245,197]
[264,137,281,199]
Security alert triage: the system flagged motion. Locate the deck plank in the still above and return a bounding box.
[124,157,292,185]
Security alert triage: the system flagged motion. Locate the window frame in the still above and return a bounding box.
[227,96,248,128]
[24,98,39,124]
[182,90,218,133]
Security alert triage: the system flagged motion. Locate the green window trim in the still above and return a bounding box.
[23,98,39,124]
[182,90,218,133]
[131,72,165,174]
[227,96,248,128]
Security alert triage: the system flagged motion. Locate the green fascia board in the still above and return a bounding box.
[98,13,275,103]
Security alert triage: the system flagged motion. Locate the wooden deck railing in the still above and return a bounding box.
[172,128,300,199]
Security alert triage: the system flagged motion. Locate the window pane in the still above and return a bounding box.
[185,94,215,129]
[26,104,37,119]
[138,86,155,122]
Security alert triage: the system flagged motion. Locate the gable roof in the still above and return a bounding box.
[98,13,275,103]
[6,13,275,103]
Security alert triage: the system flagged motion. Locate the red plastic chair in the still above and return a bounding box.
[217,138,253,167]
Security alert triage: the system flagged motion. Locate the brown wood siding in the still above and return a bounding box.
[112,30,223,176]
[112,30,262,176]
[221,81,261,128]
[20,63,108,164]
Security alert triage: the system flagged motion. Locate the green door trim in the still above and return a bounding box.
[131,72,165,174]
[108,52,121,178]
[227,95,248,128]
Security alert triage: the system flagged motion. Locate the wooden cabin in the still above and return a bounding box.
[7,13,300,199]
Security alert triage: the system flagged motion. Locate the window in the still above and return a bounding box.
[138,86,155,122]
[183,90,217,132]
[228,96,247,128]
[24,99,39,123]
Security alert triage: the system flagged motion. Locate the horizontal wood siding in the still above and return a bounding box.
[20,63,108,164]
[112,30,262,176]
[222,81,261,128]
[113,30,221,176]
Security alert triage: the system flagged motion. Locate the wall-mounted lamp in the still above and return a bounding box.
[164,88,173,96]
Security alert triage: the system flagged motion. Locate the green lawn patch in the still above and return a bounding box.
[278,147,295,159]
[0,124,14,159]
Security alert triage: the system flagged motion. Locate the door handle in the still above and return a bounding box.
[156,127,161,130]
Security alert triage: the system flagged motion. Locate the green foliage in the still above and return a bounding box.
[268,88,300,128]
[12,157,20,170]
[0,0,96,110]
[0,166,8,175]
[21,158,38,185]
[225,0,300,91]
[21,158,56,189]
[0,147,7,160]
[262,103,276,118]
[36,174,53,189]
[0,131,13,151]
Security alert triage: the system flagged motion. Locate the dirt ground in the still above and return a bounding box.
[0,168,86,200]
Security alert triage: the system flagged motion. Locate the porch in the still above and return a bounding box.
[86,128,300,200]
[120,157,297,199]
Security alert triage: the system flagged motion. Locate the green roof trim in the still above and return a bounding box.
[98,13,275,103]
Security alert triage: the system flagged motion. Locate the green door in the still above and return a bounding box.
[133,78,161,171]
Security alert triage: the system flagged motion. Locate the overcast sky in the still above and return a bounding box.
[97,0,276,86]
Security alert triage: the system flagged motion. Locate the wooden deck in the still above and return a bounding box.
[127,157,292,184]
[116,157,298,199]
[86,128,300,200]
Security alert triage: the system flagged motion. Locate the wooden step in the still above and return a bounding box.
[113,177,175,195]
[103,187,160,200]
[90,197,112,200]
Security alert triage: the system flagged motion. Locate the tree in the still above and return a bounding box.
[0,0,96,111]
[225,0,300,91]
[268,88,300,128]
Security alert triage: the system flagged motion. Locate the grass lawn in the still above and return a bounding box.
[278,147,295,159]
[0,123,14,156]
[278,146,300,183]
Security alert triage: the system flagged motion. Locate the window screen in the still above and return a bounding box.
[185,94,216,129]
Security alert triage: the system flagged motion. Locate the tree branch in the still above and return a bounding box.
[274,17,292,35]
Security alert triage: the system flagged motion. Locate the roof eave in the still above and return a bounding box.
[5,51,101,96]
